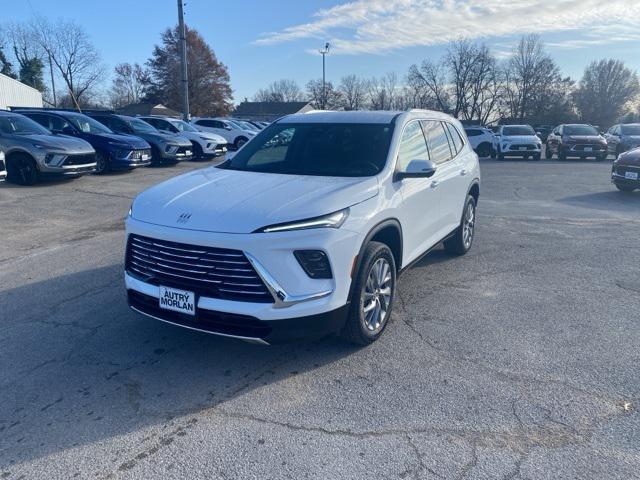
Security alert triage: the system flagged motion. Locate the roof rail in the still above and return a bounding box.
[8,106,115,114]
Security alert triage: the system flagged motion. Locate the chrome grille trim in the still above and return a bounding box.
[125,234,273,303]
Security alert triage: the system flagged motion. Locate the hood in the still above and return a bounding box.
[131,132,192,147]
[502,135,540,143]
[133,167,379,234]
[617,147,640,166]
[26,134,95,153]
[92,132,150,149]
[566,135,605,143]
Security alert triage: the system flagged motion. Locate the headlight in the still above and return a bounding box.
[254,208,350,233]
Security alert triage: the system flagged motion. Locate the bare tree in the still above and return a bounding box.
[338,74,366,110]
[306,79,341,109]
[573,59,639,127]
[29,18,104,109]
[254,79,304,102]
[407,60,450,113]
[367,72,398,110]
[110,63,151,108]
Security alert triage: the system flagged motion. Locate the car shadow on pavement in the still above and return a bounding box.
[0,264,359,469]
[558,190,640,212]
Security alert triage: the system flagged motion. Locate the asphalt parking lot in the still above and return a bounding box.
[1,157,639,479]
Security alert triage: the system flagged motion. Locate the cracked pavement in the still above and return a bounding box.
[0,158,639,479]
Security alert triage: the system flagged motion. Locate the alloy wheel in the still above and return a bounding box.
[361,257,393,332]
[462,202,475,249]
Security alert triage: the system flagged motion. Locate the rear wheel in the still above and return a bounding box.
[476,143,492,158]
[342,241,396,345]
[615,184,636,192]
[7,154,38,186]
[444,195,476,256]
[558,150,567,161]
[533,153,541,161]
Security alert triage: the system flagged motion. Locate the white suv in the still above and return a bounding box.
[191,117,257,150]
[495,124,542,160]
[125,110,480,345]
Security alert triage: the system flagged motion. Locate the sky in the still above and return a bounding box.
[6,0,640,103]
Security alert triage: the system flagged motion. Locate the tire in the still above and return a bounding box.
[342,241,396,345]
[545,144,554,160]
[444,195,476,256]
[7,154,38,186]
[533,153,541,161]
[615,183,636,192]
[476,143,492,158]
[191,142,204,160]
[596,153,607,162]
[150,146,162,166]
[234,136,248,150]
[558,150,567,161]
[497,153,505,160]
[94,150,110,174]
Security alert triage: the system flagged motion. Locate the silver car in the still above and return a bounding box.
[0,111,96,185]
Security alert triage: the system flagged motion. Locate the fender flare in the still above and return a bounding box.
[347,218,403,302]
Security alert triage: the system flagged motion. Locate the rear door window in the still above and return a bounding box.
[422,120,453,164]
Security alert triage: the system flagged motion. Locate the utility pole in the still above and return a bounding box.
[47,52,57,107]
[177,0,190,121]
[319,43,330,110]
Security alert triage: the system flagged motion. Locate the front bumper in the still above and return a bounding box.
[38,152,97,176]
[123,217,362,342]
[500,144,541,156]
[560,144,606,157]
[200,142,228,158]
[159,145,193,162]
[111,148,152,170]
[612,164,640,187]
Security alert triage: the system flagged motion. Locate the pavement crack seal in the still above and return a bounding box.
[405,433,444,479]
[73,188,134,200]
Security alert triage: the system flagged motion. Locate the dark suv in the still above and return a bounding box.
[604,124,640,157]
[545,124,607,161]
[611,147,640,192]
[87,113,193,166]
[15,109,151,174]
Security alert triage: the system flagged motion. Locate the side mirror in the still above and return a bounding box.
[224,125,232,131]
[536,131,542,136]
[396,159,437,180]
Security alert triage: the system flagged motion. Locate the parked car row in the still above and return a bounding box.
[0,108,232,185]
[464,122,640,163]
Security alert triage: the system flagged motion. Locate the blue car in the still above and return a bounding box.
[14,109,152,174]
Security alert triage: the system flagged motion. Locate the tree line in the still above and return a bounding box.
[0,17,234,116]
[254,35,640,128]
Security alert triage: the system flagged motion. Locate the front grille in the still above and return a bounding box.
[64,153,96,166]
[176,146,192,156]
[510,144,536,150]
[128,290,272,338]
[125,234,273,303]
[616,165,640,175]
[572,144,604,151]
[131,149,151,160]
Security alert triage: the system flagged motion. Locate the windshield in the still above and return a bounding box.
[221,123,394,177]
[0,114,51,135]
[170,120,198,132]
[237,120,259,131]
[127,118,158,134]
[226,119,244,130]
[503,126,535,136]
[621,125,640,136]
[67,114,112,134]
[564,125,598,136]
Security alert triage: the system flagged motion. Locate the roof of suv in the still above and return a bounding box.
[282,110,403,124]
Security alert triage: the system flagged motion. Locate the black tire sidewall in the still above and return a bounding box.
[345,242,396,344]
[8,155,38,185]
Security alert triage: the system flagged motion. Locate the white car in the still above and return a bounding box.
[140,116,228,159]
[125,110,480,345]
[0,149,6,182]
[191,117,257,150]
[495,125,542,160]
[463,126,496,158]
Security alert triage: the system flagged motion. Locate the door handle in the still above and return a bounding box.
[460,169,467,176]
[430,180,439,188]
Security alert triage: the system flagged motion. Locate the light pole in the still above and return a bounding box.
[319,42,330,109]
[177,0,190,121]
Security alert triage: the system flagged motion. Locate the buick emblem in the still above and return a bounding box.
[176,213,192,224]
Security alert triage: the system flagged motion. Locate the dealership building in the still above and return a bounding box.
[0,73,44,110]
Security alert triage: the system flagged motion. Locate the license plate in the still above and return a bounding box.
[185,150,192,156]
[518,146,527,150]
[584,147,592,152]
[141,154,150,161]
[159,286,195,316]
[625,171,639,180]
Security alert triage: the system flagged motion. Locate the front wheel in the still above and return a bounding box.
[342,241,396,345]
[234,136,248,150]
[7,154,38,185]
[444,195,476,256]
[545,144,554,160]
[94,150,110,174]
[533,153,541,161]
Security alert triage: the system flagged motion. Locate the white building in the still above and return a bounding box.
[0,73,43,110]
